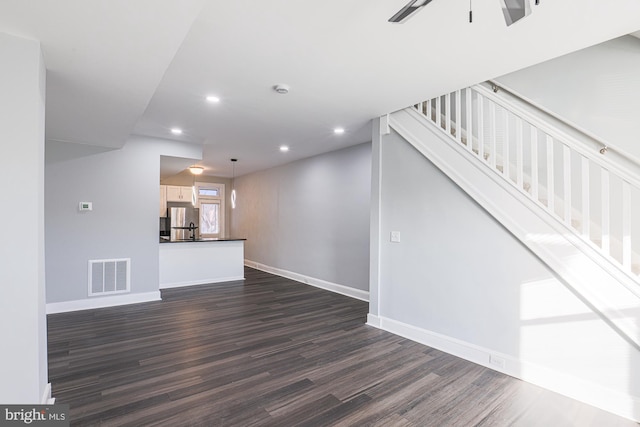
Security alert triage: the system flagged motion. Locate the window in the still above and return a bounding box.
[199,188,219,197]
[195,182,225,238]
[200,201,220,235]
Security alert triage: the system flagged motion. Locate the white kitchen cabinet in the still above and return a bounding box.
[159,185,167,217]
[166,185,193,203]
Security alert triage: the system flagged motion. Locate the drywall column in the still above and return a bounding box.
[0,33,48,403]
[367,117,386,323]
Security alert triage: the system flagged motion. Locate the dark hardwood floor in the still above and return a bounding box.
[48,267,638,426]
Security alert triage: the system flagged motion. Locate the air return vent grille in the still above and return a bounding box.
[88,258,130,296]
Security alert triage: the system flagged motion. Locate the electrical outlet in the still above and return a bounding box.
[390,231,401,243]
[489,354,506,369]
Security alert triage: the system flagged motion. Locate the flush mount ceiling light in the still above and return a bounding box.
[171,128,183,135]
[189,166,204,175]
[273,84,290,95]
[334,127,345,135]
[280,145,290,152]
[206,95,220,103]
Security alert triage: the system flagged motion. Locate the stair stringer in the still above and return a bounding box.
[389,107,640,349]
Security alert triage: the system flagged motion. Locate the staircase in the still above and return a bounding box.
[387,81,640,347]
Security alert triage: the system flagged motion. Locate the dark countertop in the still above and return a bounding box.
[160,237,246,244]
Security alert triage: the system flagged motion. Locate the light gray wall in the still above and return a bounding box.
[0,33,48,403]
[375,129,640,399]
[496,35,640,162]
[45,136,201,303]
[232,143,371,291]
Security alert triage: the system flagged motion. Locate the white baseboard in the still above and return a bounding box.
[245,259,369,302]
[41,383,54,404]
[368,314,640,423]
[160,276,245,289]
[46,291,161,314]
[366,313,381,327]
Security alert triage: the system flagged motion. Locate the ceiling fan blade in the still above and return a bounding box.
[388,0,434,23]
[500,0,532,26]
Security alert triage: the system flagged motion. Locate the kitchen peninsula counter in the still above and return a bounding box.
[160,237,246,243]
[159,237,245,289]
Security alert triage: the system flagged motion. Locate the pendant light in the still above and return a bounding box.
[189,166,203,207]
[231,158,237,209]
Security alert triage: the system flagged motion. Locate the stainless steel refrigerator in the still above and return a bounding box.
[168,203,200,241]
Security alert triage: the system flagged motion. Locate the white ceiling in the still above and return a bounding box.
[0,0,207,149]
[2,0,640,177]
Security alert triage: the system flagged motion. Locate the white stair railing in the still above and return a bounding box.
[414,83,640,280]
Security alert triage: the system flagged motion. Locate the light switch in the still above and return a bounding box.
[79,202,93,211]
[390,231,401,243]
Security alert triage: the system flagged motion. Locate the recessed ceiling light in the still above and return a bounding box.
[334,127,345,134]
[280,145,289,152]
[171,128,183,135]
[206,95,220,103]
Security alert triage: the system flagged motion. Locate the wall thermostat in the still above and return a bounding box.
[79,202,93,211]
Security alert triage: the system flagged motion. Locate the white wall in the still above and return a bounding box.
[372,129,640,419]
[496,35,640,163]
[0,33,48,403]
[45,136,201,306]
[232,143,371,292]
